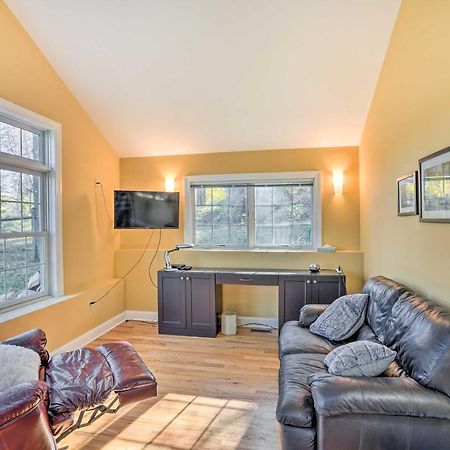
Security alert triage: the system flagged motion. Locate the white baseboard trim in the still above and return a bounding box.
[124,311,277,328]
[237,315,278,329]
[125,310,158,322]
[52,311,126,355]
[51,310,278,354]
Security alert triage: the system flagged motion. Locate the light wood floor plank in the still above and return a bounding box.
[61,321,280,450]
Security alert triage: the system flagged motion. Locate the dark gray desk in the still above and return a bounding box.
[158,268,346,337]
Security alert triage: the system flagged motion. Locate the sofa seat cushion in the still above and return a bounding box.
[279,321,340,358]
[311,375,450,420]
[277,353,327,428]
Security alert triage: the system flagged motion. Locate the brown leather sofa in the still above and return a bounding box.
[0,329,157,450]
[277,276,450,450]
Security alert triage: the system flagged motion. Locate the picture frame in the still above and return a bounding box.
[397,171,418,216]
[419,146,450,223]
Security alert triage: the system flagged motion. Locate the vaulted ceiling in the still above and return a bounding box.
[6,0,400,157]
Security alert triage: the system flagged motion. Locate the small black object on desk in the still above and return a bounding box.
[171,264,192,270]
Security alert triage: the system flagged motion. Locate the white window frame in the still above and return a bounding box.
[0,98,63,310]
[184,171,322,250]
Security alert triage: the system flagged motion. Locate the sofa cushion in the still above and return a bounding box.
[276,353,327,428]
[363,276,412,343]
[310,294,368,341]
[354,323,379,342]
[311,375,450,420]
[279,321,340,358]
[383,293,450,396]
[299,304,330,327]
[324,341,397,377]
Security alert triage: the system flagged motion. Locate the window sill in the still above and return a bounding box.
[0,292,73,325]
[185,248,360,254]
[0,278,122,325]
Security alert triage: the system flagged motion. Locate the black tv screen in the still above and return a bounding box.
[114,191,179,229]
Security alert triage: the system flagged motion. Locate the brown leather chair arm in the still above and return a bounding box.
[0,381,49,428]
[2,328,50,366]
[0,382,57,450]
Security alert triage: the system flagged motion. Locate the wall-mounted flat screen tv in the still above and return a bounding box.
[114,190,179,229]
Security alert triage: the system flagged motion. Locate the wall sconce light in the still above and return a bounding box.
[333,171,343,195]
[165,177,175,192]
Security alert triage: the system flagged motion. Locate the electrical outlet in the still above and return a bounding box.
[88,299,95,310]
[95,177,101,185]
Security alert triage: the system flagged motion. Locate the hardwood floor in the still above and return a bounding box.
[62,321,280,450]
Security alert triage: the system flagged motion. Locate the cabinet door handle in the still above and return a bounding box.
[239,278,253,282]
[313,280,317,284]
[306,280,311,284]
[186,277,190,280]
[180,276,184,280]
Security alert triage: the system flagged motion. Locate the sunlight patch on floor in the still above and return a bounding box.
[74,393,255,450]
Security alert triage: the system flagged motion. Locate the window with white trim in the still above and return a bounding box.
[0,114,52,309]
[185,172,321,249]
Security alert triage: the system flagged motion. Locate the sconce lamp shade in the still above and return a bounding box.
[333,171,343,195]
[165,178,175,192]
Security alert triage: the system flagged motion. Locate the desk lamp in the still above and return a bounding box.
[164,243,194,271]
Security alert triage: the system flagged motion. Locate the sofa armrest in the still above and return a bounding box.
[311,375,450,420]
[2,328,49,366]
[0,381,56,450]
[299,304,330,327]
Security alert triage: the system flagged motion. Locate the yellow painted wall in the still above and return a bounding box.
[119,147,363,316]
[0,284,123,352]
[0,0,123,349]
[360,0,450,306]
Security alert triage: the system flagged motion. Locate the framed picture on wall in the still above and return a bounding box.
[419,146,450,222]
[397,172,418,216]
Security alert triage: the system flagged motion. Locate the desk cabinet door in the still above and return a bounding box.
[158,273,186,329]
[186,273,216,331]
[312,276,347,304]
[279,276,307,330]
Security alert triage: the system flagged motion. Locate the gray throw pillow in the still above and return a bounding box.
[310,294,368,341]
[325,340,397,376]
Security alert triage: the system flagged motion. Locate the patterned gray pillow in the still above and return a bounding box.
[310,294,368,341]
[325,340,397,376]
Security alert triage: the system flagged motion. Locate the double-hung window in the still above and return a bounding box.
[0,113,54,309]
[185,172,321,250]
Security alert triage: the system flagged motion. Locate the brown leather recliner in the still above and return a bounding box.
[0,329,157,450]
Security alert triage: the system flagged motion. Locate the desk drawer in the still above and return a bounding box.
[216,273,279,286]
